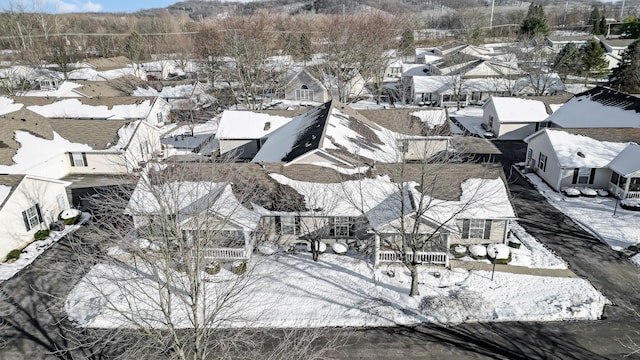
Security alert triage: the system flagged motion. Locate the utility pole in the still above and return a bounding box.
[490,0,495,29]
[621,0,626,20]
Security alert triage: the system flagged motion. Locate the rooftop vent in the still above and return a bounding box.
[263,122,271,131]
[577,151,585,158]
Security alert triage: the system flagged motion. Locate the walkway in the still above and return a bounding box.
[450,260,578,278]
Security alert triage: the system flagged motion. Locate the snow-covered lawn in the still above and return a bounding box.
[526,174,640,250]
[0,212,90,281]
[509,222,568,269]
[66,251,606,329]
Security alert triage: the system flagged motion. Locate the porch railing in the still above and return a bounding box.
[377,251,449,267]
[192,248,247,261]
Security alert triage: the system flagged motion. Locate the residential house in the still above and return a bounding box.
[544,36,592,52]
[596,35,634,57]
[0,99,161,179]
[283,68,329,103]
[482,97,549,140]
[547,86,640,128]
[132,80,213,111]
[524,128,640,198]
[0,174,71,261]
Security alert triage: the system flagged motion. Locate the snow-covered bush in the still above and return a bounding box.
[452,245,467,258]
[469,244,487,259]
[563,188,580,197]
[59,208,82,225]
[258,243,279,255]
[205,263,220,275]
[232,261,247,275]
[331,242,348,255]
[487,244,511,264]
[579,187,597,197]
[621,198,640,211]
[596,189,609,197]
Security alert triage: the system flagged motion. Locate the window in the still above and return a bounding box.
[140,141,150,158]
[471,92,482,101]
[572,168,594,184]
[488,116,494,130]
[611,172,620,186]
[22,204,43,231]
[461,219,492,239]
[295,85,314,101]
[630,178,640,192]
[330,217,355,237]
[69,152,87,167]
[157,112,163,123]
[538,152,547,172]
[276,216,300,235]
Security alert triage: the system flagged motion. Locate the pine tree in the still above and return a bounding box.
[521,3,549,39]
[299,33,312,63]
[610,40,640,92]
[399,29,414,58]
[554,43,582,81]
[590,7,601,34]
[581,39,608,85]
[599,16,608,36]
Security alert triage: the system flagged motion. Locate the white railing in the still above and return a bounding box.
[193,248,247,260]
[627,191,640,199]
[377,251,448,266]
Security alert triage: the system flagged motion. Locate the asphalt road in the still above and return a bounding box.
[2,143,640,359]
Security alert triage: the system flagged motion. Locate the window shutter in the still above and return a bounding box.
[274,216,281,235]
[35,203,43,224]
[22,210,30,231]
[82,152,88,167]
[329,217,335,236]
[462,219,470,239]
[294,216,300,234]
[572,169,579,184]
[68,152,74,166]
[349,217,355,237]
[483,219,492,240]
[588,168,596,184]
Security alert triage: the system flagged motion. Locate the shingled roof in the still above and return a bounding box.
[0,174,24,208]
[0,108,54,166]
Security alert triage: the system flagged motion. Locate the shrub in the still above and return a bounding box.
[205,264,221,275]
[451,244,467,258]
[6,249,21,261]
[492,253,512,265]
[508,239,521,249]
[34,229,50,241]
[62,214,81,225]
[174,263,187,272]
[232,262,247,275]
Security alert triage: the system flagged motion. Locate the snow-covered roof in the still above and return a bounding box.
[0,131,91,174]
[608,143,640,176]
[541,129,628,168]
[0,184,11,207]
[487,97,548,123]
[411,109,447,130]
[216,110,291,139]
[17,81,85,98]
[547,86,640,128]
[27,98,154,119]
[0,96,23,115]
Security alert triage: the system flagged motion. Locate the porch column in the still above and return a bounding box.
[624,177,631,199]
[243,230,252,259]
[374,234,380,268]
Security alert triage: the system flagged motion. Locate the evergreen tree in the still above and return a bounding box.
[299,33,312,63]
[590,7,601,34]
[599,16,607,36]
[554,43,581,81]
[621,17,640,38]
[399,28,414,58]
[521,3,549,39]
[581,39,608,85]
[610,40,640,92]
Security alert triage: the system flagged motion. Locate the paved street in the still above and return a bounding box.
[2,143,640,359]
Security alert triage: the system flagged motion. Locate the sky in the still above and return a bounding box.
[0,0,180,13]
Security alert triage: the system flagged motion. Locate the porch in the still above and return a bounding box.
[375,250,449,267]
[191,247,249,261]
[608,171,640,199]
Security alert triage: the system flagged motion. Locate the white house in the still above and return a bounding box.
[547,86,640,128]
[283,68,329,103]
[482,97,549,140]
[524,128,640,198]
[0,175,71,261]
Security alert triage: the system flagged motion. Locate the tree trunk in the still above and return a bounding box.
[312,240,319,262]
[409,267,420,296]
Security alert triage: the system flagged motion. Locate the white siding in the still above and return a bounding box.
[0,177,69,261]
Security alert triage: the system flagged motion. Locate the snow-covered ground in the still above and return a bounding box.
[66,247,606,329]
[506,222,567,269]
[0,213,90,281]
[526,174,640,251]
